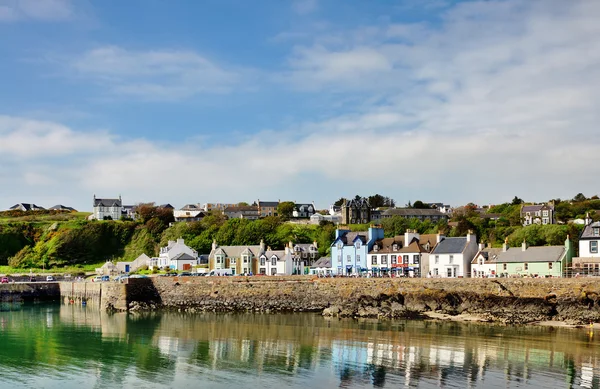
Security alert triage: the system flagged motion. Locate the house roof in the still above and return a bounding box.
[9,203,45,211]
[382,208,446,217]
[521,204,554,213]
[471,248,503,264]
[432,237,468,254]
[494,246,566,263]
[295,203,314,210]
[48,205,76,211]
[224,206,259,213]
[159,204,174,209]
[580,221,600,239]
[312,257,331,268]
[345,197,370,209]
[171,252,196,261]
[181,204,201,210]
[210,245,263,259]
[417,234,438,252]
[94,198,122,207]
[258,201,279,207]
[337,231,368,245]
[263,250,288,260]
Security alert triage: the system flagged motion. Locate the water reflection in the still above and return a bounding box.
[0,304,599,388]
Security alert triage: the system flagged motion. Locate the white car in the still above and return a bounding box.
[46,275,55,282]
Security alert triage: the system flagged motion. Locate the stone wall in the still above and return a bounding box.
[0,282,60,302]
[122,276,600,324]
[59,282,127,311]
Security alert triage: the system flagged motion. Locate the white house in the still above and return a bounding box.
[258,247,300,276]
[429,231,478,278]
[572,214,600,275]
[293,203,316,218]
[174,204,205,222]
[117,253,151,274]
[310,213,342,225]
[92,195,123,220]
[470,244,501,278]
[152,238,198,270]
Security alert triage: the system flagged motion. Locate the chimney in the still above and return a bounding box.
[285,246,290,255]
[212,240,217,250]
[479,243,485,251]
[585,212,591,226]
[466,229,474,242]
[503,238,508,252]
[522,239,528,252]
[176,238,184,245]
[260,239,265,251]
[313,240,318,248]
[436,232,445,244]
[289,240,293,249]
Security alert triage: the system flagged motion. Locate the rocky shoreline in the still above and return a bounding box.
[117,277,600,326]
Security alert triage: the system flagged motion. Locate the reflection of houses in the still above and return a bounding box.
[330,225,383,275]
[495,238,573,277]
[429,232,477,278]
[572,214,600,275]
[223,206,260,220]
[521,203,555,226]
[174,204,206,222]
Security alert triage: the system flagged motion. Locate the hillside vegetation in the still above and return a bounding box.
[0,198,596,272]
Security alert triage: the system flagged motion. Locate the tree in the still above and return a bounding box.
[412,201,430,209]
[368,194,396,208]
[333,198,346,207]
[277,201,296,220]
[511,196,523,205]
[573,193,587,203]
[237,202,249,206]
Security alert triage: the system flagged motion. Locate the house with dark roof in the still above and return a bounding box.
[258,244,303,275]
[471,245,503,278]
[367,230,437,277]
[291,241,319,268]
[48,205,76,212]
[331,225,384,275]
[521,203,555,226]
[379,208,449,223]
[257,200,279,217]
[92,195,123,220]
[9,203,45,212]
[310,257,332,276]
[572,214,600,275]
[341,197,372,224]
[150,238,198,270]
[293,203,316,218]
[429,231,478,278]
[494,238,572,277]
[174,204,206,222]
[223,205,260,220]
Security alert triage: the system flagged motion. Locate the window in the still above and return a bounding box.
[347,255,351,263]
[260,268,266,275]
[435,255,439,264]
[260,256,265,266]
[356,255,360,264]
[503,264,507,271]
[231,258,236,264]
[594,228,600,237]
[447,268,453,277]
[524,263,529,271]
[271,257,276,266]
[403,255,409,264]
[449,255,454,264]
[356,241,361,249]
[382,255,387,264]
[543,210,548,217]
[413,255,420,265]
[372,256,377,265]
[243,256,248,263]
[391,255,397,264]
[591,241,598,254]
[548,262,553,270]
[433,268,438,276]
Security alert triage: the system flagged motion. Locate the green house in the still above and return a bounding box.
[495,238,573,277]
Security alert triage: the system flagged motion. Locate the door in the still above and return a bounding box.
[125,265,130,273]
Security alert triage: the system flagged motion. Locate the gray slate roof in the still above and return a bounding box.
[312,257,331,268]
[471,248,503,264]
[432,237,468,254]
[210,245,263,259]
[580,222,600,240]
[9,203,45,211]
[338,231,368,245]
[383,208,446,217]
[494,246,566,263]
[94,198,122,207]
[49,205,76,211]
[171,252,196,261]
[258,201,279,207]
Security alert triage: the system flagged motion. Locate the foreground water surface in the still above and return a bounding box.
[0,304,598,388]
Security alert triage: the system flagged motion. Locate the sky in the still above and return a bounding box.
[1,0,599,212]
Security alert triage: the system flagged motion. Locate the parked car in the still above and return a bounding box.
[178,272,192,277]
[1,277,9,283]
[92,276,103,282]
[46,275,55,282]
[129,275,148,279]
[206,269,233,276]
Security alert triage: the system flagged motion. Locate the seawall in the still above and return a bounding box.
[7,277,600,325]
[123,277,600,325]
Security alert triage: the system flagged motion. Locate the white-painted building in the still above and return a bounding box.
[92,195,123,220]
[429,231,478,278]
[310,213,342,225]
[470,244,501,278]
[152,238,198,270]
[572,214,600,275]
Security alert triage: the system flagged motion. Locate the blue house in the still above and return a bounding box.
[331,226,384,275]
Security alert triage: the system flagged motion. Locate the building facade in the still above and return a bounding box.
[223,206,260,220]
[572,215,600,275]
[429,232,478,278]
[380,208,449,223]
[257,200,279,217]
[92,195,123,220]
[521,204,555,226]
[494,239,572,277]
[330,226,384,275]
[341,198,372,225]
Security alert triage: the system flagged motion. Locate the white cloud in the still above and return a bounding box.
[0,0,72,22]
[71,46,241,100]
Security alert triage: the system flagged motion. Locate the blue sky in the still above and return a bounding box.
[1,0,599,212]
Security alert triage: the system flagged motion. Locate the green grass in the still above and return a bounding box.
[0,261,104,275]
[0,212,91,224]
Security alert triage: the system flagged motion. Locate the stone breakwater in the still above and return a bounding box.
[118,277,600,325]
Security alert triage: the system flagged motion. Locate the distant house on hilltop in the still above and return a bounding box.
[9,203,45,212]
[257,200,279,217]
[341,197,372,224]
[48,205,77,212]
[521,203,555,226]
[223,205,260,220]
[92,195,123,220]
[380,208,448,223]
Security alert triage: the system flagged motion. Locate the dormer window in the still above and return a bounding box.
[373,245,378,252]
[392,244,398,251]
[337,242,343,250]
[355,241,361,249]
[594,228,600,237]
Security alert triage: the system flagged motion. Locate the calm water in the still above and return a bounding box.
[0,304,599,388]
